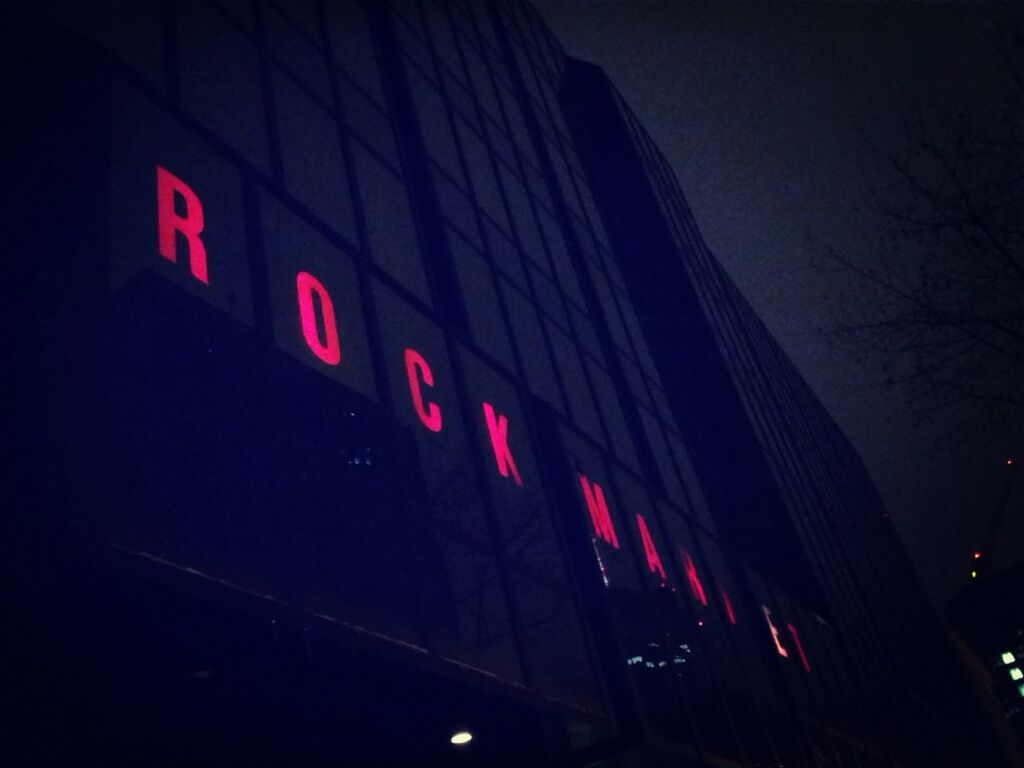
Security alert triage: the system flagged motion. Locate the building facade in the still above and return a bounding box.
[3,2,1003,766]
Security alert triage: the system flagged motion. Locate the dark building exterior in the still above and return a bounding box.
[2,2,1007,767]
[947,562,1024,758]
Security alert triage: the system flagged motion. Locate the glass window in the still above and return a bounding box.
[264,2,332,104]
[421,1,461,83]
[418,538,523,682]
[260,189,376,398]
[449,231,515,371]
[500,280,565,413]
[460,347,605,706]
[51,0,164,89]
[650,384,677,434]
[393,7,433,74]
[496,84,537,168]
[609,464,727,749]
[266,0,318,39]
[584,359,638,470]
[537,210,586,308]
[178,1,271,173]
[620,355,651,409]
[529,264,569,330]
[501,171,548,271]
[109,81,254,325]
[340,76,399,169]
[617,290,660,378]
[545,323,604,443]
[637,408,687,508]
[459,349,560,583]
[272,66,358,243]
[512,572,604,710]
[463,45,502,123]
[667,434,718,535]
[459,120,508,231]
[324,1,386,106]
[371,279,491,549]
[588,260,633,356]
[352,141,431,302]
[445,74,480,132]
[623,493,740,763]
[290,411,424,647]
[435,167,482,248]
[467,0,500,55]
[560,427,695,741]
[484,219,528,289]
[569,304,602,361]
[407,67,463,179]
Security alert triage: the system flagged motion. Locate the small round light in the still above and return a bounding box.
[450,731,473,746]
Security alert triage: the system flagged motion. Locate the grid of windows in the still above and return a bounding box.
[38,1,933,765]
[604,78,934,702]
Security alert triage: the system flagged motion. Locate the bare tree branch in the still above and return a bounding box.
[824,24,1024,414]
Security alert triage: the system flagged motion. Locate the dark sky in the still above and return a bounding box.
[535,0,1023,607]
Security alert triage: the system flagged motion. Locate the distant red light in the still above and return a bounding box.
[973,551,982,560]
[1008,458,1015,466]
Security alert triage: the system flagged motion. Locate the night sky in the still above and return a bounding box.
[536,0,1023,607]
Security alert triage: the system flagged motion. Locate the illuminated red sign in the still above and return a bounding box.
[482,402,522,486]
[157,164,209,284]
[404,348,442,432]
[296,271,342,365]
[681,549,708,606]
[579,474,619,548]
[143,158,819,672]
[635,514,666,581]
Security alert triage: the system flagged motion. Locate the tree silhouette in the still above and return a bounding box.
[827,28,1023,413]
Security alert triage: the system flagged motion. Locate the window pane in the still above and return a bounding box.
[450,232,515,371]
[272,66,358,243]
[353,142,431,302]
[178,1,270,173]
[260,189,376,398]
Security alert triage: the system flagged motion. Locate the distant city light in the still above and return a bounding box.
[1008,458,1015,465]
[450,731,473,746]
[970,570,977,578]
[1010,667,1023,681]
[1002,652,1016,664]
[972,551,982,560]
[1019,683,1024,699]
